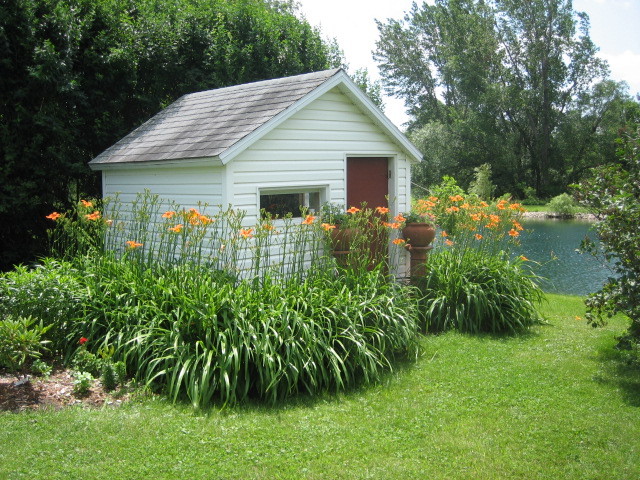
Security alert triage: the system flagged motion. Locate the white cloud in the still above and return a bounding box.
[601,50,640,95]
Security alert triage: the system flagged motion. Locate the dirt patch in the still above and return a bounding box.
[0,369,130,412]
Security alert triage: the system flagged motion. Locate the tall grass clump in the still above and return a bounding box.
[0,192,420,407]
[413,182,544,333]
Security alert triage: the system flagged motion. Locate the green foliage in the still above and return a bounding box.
[468,163,496,200]
[350,68,385,111]
[417,249,543,333]
[0,0,342,269]
[376,0,631,197]
[30,358,52,376]
[114,361,127,387]
[72,349,103,377]
[546,193,578,217]
[0,258,89,352]
[0,315,51,374]
[573,125,640,343]
[72,371,93,395]
[101,362,117,392]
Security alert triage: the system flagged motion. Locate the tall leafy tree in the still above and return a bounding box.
[0,0,341,269]
[375,0,612,196]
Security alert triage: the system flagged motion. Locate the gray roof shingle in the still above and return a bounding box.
[90,69,342,165]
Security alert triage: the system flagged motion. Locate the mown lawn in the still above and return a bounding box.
[1,294,638,479]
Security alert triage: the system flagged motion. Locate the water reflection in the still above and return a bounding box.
[516,218,614,296]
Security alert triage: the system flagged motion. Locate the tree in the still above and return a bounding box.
[375,0,610,196]
[572,125,640,345]
[0,0,341,269]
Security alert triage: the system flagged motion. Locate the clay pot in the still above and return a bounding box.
[401,223,436,247]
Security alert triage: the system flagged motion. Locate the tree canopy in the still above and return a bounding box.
[375,0,637,197]
[0,0,341,269]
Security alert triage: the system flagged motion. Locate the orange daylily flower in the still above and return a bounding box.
[383,222,400,229]
[508,229,520,237]
[302,215,315,225]
[441,231,448,237]
[85,211,101,221]
[445,206,460,213]
[392,238,406,245]
[428,196,438,202]
[489,214,500,223]
[375,206,390,214]
[445,239,454,246]
[80,200,93,208]
[509,203,522,210]
[479,201,489,208]
[470,213,482,222]
[168,224,184,233]
[449,195,464,202]
[519,255,529,261]
[161,211,176,219]
[475,233,483,240]
[321,223,336,231]
[198,215,213,225]
[393,214,406,223]
[262,223,275,231]
[346,207,360,214]
[239,228,254,239]
[46,212,61,221]
[125,240,143,249]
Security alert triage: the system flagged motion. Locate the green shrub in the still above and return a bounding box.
[546,193,577,216]
[114,361,127,386]
[417,249,543,333]
[66,257,418,407]
[572,125,640,345]
[0,259,88,353]
[73,371,93,395]
[101,362,117,391]
[31,359,53,376]
[71,348,103,376]
[0,315,51,374]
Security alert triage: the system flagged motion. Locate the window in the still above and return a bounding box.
[259,187,323,218]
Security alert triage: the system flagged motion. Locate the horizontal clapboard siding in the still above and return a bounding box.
[103,165,225,210]
[231,87,404,222]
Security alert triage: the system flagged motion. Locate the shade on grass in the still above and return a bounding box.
[1,294,638,479]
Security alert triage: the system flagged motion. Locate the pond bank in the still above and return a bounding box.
[522,211,598,221]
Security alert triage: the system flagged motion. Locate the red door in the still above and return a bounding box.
[346,157,389,210]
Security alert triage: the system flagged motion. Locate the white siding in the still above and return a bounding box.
[229,87,413,277]
[230,88,410,222]
[102,165,225,210]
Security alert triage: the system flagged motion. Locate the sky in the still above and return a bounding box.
[296,0,640,129]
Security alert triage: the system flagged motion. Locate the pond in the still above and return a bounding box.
[516,218,615,296]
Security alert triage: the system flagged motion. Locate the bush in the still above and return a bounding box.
[546,193,577,217]
[411,191,543,333]
[58,254,418,407]
[573,125,640,345]
[0,315,51,374]
[417,249,543,333]
[0,259,88,352]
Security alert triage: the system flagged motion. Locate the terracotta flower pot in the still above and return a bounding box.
[401,223,436,247]
[330,227,359,252]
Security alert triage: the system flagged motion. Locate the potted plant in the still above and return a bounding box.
[401,211,436,248]
[320,203,361,253]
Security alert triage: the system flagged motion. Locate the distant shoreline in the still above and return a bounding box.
[522,211,598,221]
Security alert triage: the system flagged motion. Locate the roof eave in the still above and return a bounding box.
[88,156,222,171]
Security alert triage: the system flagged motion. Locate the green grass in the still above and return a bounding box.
[2,294,639,479]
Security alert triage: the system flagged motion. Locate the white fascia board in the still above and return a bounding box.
[88,156,222,171]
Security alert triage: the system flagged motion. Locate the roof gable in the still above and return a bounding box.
[89,69,422,169]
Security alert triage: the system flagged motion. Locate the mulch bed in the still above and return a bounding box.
[0,369,128,412]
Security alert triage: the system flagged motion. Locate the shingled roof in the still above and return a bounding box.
[89,69,343,166]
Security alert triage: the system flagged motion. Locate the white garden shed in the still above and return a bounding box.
[89,68,422,274]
